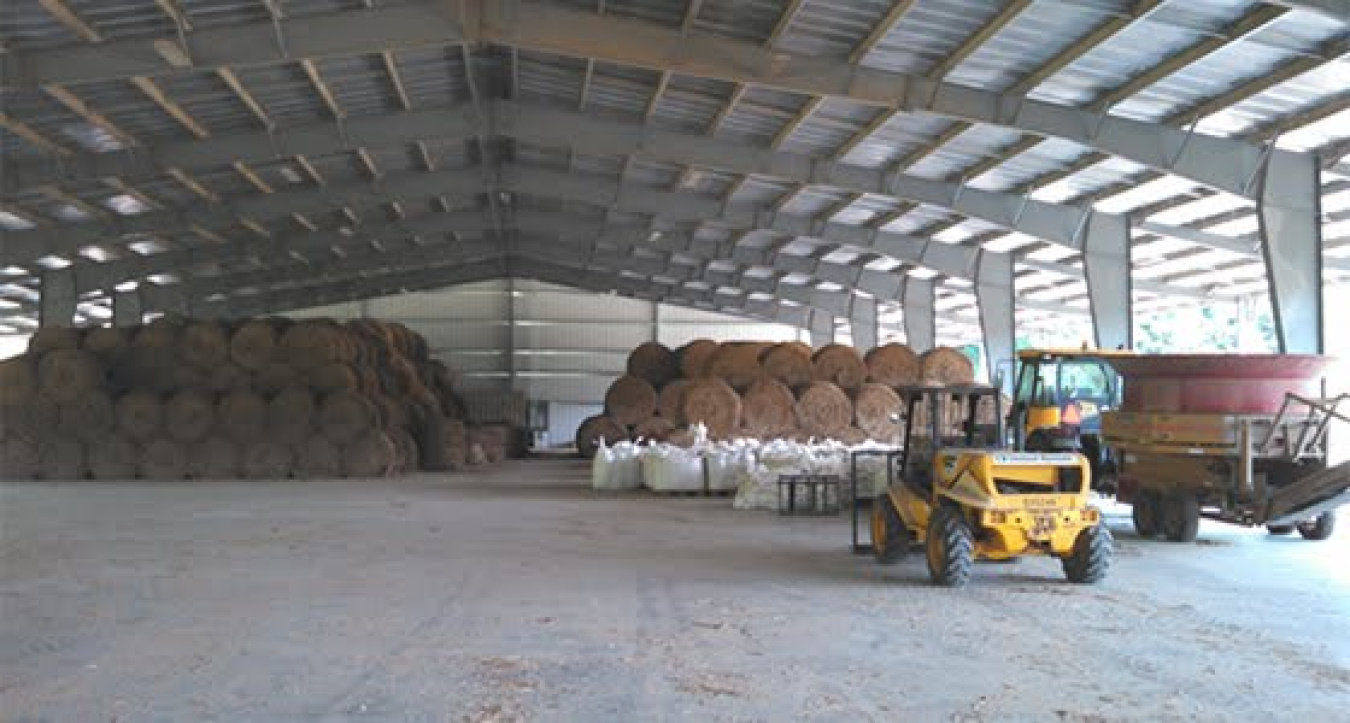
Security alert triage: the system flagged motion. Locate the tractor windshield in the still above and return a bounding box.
[1016,357,1119,434]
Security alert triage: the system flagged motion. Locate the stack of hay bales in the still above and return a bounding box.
[575,339,978,457]
[0,316,480,480]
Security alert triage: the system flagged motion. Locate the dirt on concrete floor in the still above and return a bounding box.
[1,459,1347,722]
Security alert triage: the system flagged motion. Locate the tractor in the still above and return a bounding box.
[1012,348,1132,493]
[870,383,1112,587]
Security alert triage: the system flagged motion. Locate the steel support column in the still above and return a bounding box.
[38,269,76,328]
[1258,150,1323,353]
[850,295,878,352]
[902,277,936,353]
[975,251,1015,391]
[112,289,143,328]
[808,308,833,348]
[1082,212,1133,350]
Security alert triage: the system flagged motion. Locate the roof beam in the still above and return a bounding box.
[38,0,102,42]
[480,0,1293,200]
[131,76,209,139]
[0,113,72,156]
[4,1,470,88]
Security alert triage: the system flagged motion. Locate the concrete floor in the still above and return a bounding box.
[2,460,1347,722]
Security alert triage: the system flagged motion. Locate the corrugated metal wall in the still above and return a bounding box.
[288,279,807,408]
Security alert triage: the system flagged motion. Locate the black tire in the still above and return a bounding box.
[926,505,975,587]
[1132,489,1161,538]
[1062,524,1113,584]
[1161,492,1200,543]
[1297,511,1336,541]
[1266,524,1295,536]
[870,494,908,564]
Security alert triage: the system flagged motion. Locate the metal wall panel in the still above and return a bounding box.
[513,290,654,322]
[419,322,511,350]
[513,323,652,351]
[658,321,802,348]
[545,402,604,448]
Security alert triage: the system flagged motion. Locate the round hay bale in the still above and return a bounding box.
[57,390,115,442]
[229,320,277,370]
[657,379,690,424]
[165,389,216,443]
[87,435,138,479]
[920,347,976,385]
[132,322,178,350]
[165,362,208,393]
[760,343,814,388]
[310,362,360,395]
[632,416,676,442]
[178,321,228,370]
[626,342,679,387]
[317,391,376,445]
[109,346,174,394]
[0,355,36,398]
[741,378,796,438]
[0,437,40,479]
[82,326,129,361]
[388,427,419,474]
[188,435,240,479]
[865,343,922,387]
[837,426,869,446]
[604,375,658,426]
[26,393,61,441]
[794,382,853,439]
[206,362,251,393]
[254,362,300,395]
[241,439,293,479]
[341,431,396,478]
[707,343,766,391]
[853,382,903,441]
[115,390,163,442]
[785,340,814,357]
[680,378,742,439]
[217,389,268,444]
[29,327,83,355]
[139,438,187,480]
[38,438,86,479]
[575,414,627,459]
[1,396,46,442]
[267,387,315,443]
[278,321,343,369]
[369,393,410,432]
[295,434,342,478]
[678,339,719,378]
[37,349,102,402]
[812,344,866,391]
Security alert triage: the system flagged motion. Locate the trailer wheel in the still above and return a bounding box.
[1062,524,1112,584]
[926,505,974,588]
[1132,489,1161,538]
[1161,492,1200,543]
[1297,512,1336,541]
[870,494,909,564]
[1265,524,1294,536]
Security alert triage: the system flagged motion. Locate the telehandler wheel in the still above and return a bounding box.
[870,494,909,564]
[1297,511,1336,541]
[1132,489,1161,538]
[1266,524,1295,536]
[1062,524,1113,584]
[926,505,974,588]
[1161,492,1200,543]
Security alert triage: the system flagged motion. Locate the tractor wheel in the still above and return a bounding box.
[870,494,908,564]
[1161,492,1200,543]
[1132,489,1161,538]
[1266,524,1295,536]
[1297,511,1336,541]
[1062,524,1113,584]
[926,505,974,588]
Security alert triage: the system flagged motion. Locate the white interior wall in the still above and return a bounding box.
[287,279,808,404]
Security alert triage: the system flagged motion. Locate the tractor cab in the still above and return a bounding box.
[1013,348,1130,491]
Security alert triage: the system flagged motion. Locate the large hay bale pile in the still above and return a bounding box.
[2,315,475,481]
